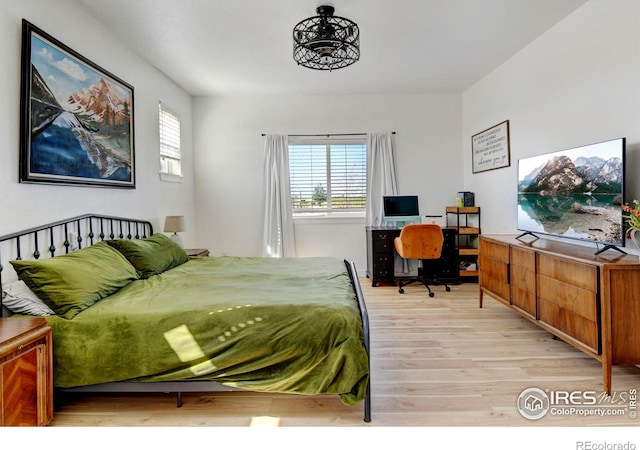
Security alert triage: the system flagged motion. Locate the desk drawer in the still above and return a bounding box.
[373,254,394,271]
[372,231,395,252]
[372,265,394,279]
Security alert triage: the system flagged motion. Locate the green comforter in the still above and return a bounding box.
[45,256,369,405]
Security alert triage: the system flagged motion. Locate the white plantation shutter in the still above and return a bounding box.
[289,144,327,211]
[159,103,182,180]
[330,143,367,208]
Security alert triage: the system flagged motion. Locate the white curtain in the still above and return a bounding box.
[261,135,296,257]
[366,132,416,275]
[366,132,398,226]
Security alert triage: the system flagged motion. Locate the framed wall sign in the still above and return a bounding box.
[471,120,510,174]
[19,19,135,188]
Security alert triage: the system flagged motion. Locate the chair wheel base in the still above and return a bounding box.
[397,277,450,298]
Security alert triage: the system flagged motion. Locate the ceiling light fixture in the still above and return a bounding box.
[293,5,360,71]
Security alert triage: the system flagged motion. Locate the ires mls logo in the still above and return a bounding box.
[517,387,637,420]
[517,387,550,420]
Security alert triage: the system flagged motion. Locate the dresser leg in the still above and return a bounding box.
[602,362,612,395]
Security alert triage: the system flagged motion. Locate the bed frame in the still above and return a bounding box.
[0,214,372,422]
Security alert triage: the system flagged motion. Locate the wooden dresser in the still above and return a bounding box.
[478,235,640,394]
[0,317,53,426]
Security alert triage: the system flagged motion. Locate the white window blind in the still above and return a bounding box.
[289,139,367,214]
[159,103,182,179]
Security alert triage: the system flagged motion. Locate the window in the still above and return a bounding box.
[159,102,182,181]
[289,138,367,215]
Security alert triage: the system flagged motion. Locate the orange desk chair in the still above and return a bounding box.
[394,223,451,297]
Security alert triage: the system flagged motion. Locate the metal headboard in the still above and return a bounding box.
[0,214,153,315]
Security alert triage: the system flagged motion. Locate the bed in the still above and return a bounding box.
[0,214,371,422]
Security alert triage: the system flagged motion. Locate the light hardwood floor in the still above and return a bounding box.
[49,279,640,427]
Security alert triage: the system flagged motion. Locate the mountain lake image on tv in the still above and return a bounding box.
[517,138,625,248]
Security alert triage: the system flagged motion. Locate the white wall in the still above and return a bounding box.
[0,0,195,244]
[462,0,640,253]
[193,93,462,269]
[9,1,629,266]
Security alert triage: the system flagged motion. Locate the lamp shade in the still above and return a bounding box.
[164,215,185,233]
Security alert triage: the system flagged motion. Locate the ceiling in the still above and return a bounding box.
[71,0,587,96]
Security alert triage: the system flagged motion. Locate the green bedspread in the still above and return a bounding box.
[45,256,369,405]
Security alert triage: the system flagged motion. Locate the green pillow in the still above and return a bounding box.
[106,233,189,279]
[10,241,139,319]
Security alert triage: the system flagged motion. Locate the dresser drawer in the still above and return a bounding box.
[537,273,599,353]
[479,238,509,262]
[510,246,535,268]
[479,253,510,302]
[537,275,597,322]
[538,297,599,353]
[537,253,597,292]
[510,264,536,317]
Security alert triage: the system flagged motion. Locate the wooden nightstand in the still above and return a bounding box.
[185,248,209,256]
[0,317,53,426]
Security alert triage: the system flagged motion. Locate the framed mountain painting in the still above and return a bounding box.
[19,19,135,188]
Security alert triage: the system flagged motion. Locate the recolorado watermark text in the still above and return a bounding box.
[576,442,636,450]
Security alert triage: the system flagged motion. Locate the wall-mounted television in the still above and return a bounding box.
[517,137,626,254]
[383,195,420,226]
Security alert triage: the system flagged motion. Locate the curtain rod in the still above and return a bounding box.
[261,132,396,137]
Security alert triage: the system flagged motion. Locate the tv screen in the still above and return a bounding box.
[383,196,419,217]
[517,137,625,250]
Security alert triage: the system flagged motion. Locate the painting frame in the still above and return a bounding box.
[471,120,511,174]
[19,19,135,188]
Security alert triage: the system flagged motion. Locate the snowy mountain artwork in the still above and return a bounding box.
[19,20,135,188]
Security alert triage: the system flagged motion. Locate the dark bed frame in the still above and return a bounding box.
[0,214,372,422]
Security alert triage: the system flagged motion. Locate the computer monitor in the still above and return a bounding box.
[383,195,420,227]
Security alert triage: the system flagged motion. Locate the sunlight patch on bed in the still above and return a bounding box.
[249,416,281,427]
[189,360,216,376]
[163,324,216,376]
[210,304,253,315]
[215,316,264,342]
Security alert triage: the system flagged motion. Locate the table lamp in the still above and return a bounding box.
[164,215,185,247]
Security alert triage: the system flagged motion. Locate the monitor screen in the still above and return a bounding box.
[383,196,419,216]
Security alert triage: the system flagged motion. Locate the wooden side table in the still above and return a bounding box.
[0,317,53,426]
[185,248,209,256]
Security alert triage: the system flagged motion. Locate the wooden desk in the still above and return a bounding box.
[365,227,459,287]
